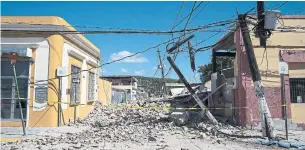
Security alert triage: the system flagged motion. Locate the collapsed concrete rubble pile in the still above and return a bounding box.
[135,88,150,101]
[1,101,241,150]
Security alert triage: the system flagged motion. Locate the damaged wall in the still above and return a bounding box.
[210,70,235,119]
[234,16,305,129]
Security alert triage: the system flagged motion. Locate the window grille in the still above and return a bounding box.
[70,65,81,104]
[88,72,96,102]
[289,78,305,103]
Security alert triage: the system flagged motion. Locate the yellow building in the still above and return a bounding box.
[1,16,112,127]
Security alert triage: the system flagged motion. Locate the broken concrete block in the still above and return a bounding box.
[148,136,157,142]
[199,132,206,139]
[169,111,190,126]
[206,126,213,132]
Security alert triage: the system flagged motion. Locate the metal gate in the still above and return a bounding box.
[289,78,305,103]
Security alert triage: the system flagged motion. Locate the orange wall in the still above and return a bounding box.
[291,104,305,124]
[99,79,112,105]
[28,35,64,127]
[1,35,108,127]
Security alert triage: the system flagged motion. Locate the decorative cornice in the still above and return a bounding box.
[1,24,101,59]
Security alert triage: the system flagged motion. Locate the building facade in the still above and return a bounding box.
[102,76,137,101]
[211,15,305,129]
[1,16,111,127]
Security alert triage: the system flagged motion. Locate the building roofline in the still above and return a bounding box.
[248,14,305,19]
[102,75,135,78]
[1,16,101,58]
[102,75,138,82]
[212,30,236,51]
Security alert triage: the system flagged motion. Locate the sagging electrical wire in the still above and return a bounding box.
[171,1,204,30]
[152,67,160,78]
[160,1,185,78]
[189,1,210,25]
[164,2,204,77]
[164,23,236,77]
[196,29,237,52]
[168,31,224,55]
[31,33,193,85]
[1,19,235,35]
[275,1,288,9]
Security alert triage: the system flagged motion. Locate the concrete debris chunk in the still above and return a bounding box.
[169,111,190,126]
[1,100,243,150]
[148,136,157,142]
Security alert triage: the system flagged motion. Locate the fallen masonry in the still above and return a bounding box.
[1,101,301,150]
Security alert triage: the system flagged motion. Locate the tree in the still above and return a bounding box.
[197,56,235,83]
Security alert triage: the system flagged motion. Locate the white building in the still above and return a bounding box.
[102,76,138,101]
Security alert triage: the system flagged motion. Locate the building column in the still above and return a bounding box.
[212,50,217,73]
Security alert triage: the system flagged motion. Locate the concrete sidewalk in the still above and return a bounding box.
[1,126,88,142]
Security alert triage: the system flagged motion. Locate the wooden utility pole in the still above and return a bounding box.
[167,56,218,125]
[257,1,266,47]
[167,34,194,53]
[157,48,166,96]
[238,14,275,139]
[188,41,196,72]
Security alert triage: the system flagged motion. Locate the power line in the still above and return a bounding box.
[8,20,235,85]
[189,2,210,24]
[152,67,159,78]
[165,2,236,77]
[196,29,236,52]
[160,2,185,79]
[2,20,235,35]
[169,23,236,55]
[164,2,200,78]
[169,31,226,55]
[171,1,205,30]
[31,33,192,84]
[183,2,198,30]
[164,12,236,77]
[163,1,185,76]
[170,2,185,32]
[275,1,288,9]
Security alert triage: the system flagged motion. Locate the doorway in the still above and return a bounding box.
[1,59,30,121]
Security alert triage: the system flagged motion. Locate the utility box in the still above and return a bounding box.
[264,10,281,30]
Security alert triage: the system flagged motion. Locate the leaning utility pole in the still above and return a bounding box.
[157,47,166,96]
[257,1,266,47]
[167,57,218,125]
[238,14,275,139]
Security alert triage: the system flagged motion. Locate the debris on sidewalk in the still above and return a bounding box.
[3,99,302,150]
[1,100,236,149]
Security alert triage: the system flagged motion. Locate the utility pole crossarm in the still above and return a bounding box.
[167,34,195,53]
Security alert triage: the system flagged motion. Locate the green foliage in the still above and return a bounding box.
[197,56,234,83]
[134,76,179,83]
